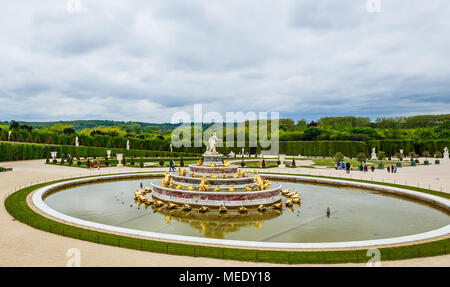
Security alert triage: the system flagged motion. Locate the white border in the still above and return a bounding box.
[31,173,450,249]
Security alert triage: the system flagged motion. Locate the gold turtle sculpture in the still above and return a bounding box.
[219,204,227,213]
[176,184,182,190]
[210,173,217,178]
[181,204,191,211]
[167,202,177,210]
[257,204,266,212]
[285,199,294,207]
[245,185,252,192]
[281,188,291,196]
[239,206,248,214]
[272,202,283,210]
[214,185,220,192]
[154,200,165,208]
[224,160,230,167]
[187,185,194,191]
[198,206,209,213]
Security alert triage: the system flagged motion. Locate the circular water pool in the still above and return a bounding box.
[42,177,450,244]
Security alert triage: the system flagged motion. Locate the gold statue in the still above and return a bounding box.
[191,172,196,177]
[243,171,248,177]
[245,185,252,192]
[210,173,217,178]
[167,202,177,209]
[176,184,182,190]
[168,181,174,188]
[222,173,227,178]
[214,185,220,192]
[285,199,294,207]
[209,161,216,167]
[196,159,203,166]
[272,202,283,210]
[233,172,239,178]
[229,185,235,192]
[224,160,230,167]
[181,204,191,211]
[162,171,171,187]
[239,206,248,214]
[187,185,194,191]
[257,204,266,212]
[198,176,209,191]
[199,206,209,213]
[281,188,291,196]
[219,204,227,213]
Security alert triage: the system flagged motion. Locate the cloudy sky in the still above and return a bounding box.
[1,0,449,123]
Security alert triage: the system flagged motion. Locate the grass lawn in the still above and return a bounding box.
[4,173,449,264]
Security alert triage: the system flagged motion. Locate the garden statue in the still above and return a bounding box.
[8,131,11,140]
[444,147,449,159]
[371,148,377,160]
[75,136,79,146]
[126,140,130,150]
[206,132,220,154]
[50,151,57,160]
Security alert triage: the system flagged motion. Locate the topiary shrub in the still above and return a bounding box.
[159,159,164,166]
[180,156,185,167]
[130,156,135,166]
[334,152,344,162]
[86,159,91,168]
[77,160,81,166]
[291,157,296,168]
[139,157,144,168]
[240,155,246,167]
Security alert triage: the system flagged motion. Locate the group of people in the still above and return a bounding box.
[387,164,398,173]
[335,161,353,173]
[88,159,101,170]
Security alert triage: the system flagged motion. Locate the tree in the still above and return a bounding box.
[130,157,135,166]
[9,121,19,130]
[180,156,185,167]
[139,157,144,168]
[356,152,366,163]
[8,133,14,142]
[377,151,386,161]
[422,150,430,160]
[434,151,443,158]
[334,152,344,162]
[159,159,164,166]
[394,152,403,161]
[27,133,33,143]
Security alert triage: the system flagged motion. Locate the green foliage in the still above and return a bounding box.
[130,156,135,166]
[356,152,366,163]
[378,151,386,161]
[334,152,344,161]
[159,159,164,166]
[139,157,144,168]
[434,151,443,158]
[180,156,184,167]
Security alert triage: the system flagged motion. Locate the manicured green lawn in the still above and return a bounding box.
[4,173,449,264]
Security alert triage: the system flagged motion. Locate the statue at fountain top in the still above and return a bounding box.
[206,132,220,155]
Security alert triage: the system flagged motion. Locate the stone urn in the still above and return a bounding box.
[278,154,286,168]
[116,154,124,167]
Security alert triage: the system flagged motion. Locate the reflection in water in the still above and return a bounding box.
[149,206,283,239]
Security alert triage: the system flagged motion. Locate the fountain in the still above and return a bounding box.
[149,134,282,209]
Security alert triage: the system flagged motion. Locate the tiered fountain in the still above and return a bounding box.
[148,133,283,211]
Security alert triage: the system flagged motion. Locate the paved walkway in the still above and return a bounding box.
[0,159,448,266]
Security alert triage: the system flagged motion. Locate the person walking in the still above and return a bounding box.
[90,160,94,169]
[169,159,175,171]
[345,161,350,174]
[97,160,101,170]
[387,165,390,173]
[371,165,375,172]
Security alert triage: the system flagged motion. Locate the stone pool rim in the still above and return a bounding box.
[31,172,450,250]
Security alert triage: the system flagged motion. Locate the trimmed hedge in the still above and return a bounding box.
[0,142,196,162]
